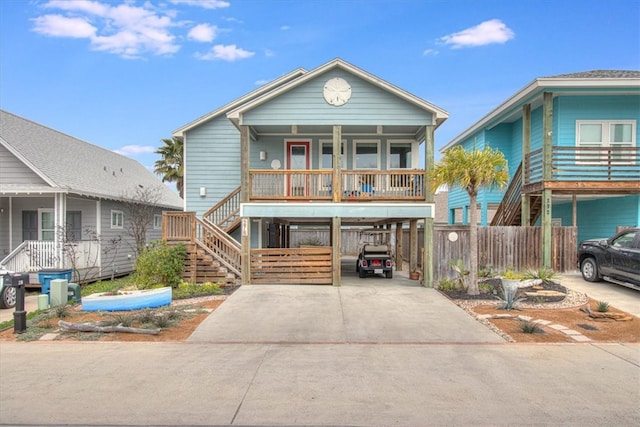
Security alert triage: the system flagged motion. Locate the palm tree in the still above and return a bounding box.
[431,146,509,295]
[154,136,184,198]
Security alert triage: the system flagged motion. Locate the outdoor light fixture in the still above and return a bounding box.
[200,187,206,197]
[260,151,267,161]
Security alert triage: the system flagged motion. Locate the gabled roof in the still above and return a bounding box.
[0,110,183,209]
[227,58,449,127]
[172,67,307,136]
[442,69,640,152]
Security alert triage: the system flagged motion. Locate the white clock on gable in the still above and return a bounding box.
[323,77,352,106]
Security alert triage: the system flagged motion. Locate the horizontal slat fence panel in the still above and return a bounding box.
[251,247,333,285]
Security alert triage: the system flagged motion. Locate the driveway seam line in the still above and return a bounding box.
[589,342,640,367]
[229,345,270,425]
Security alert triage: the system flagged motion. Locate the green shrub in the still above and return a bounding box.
[495,280,525,311]
[478,265,498,279]
[437,278,460,291]
[501,269,526,280]
[597,301,610,313]
[478,282,494,293]
[172,281,224,299]
[520,320,544,334]
[134,242,187,289]
[524,267,558,283]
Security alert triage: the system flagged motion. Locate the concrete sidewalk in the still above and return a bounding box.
[1,342,638,425]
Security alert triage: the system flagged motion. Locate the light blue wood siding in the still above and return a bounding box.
[184,116,240,217]
[244,70,434,126]
[554,95,640,147]
[0,144,48,185]
[553,195,639,243]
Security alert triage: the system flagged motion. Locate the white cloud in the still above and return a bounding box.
[32,14,97,38]
[34,1,180,58]
[195,44,255,61]
[255,79,269,85]
[114,145,156,156]
[264,48,275,57]
[440,19,514,49]
[188,23,217,42]
[280,25,290,30]
[422,48,439,56]
[169,0,230,9]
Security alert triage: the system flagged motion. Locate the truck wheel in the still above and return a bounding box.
[385,270,393,279]
[0,286,17,309]
[580,258,601,282]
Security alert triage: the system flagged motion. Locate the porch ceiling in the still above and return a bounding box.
[251,124,423,137]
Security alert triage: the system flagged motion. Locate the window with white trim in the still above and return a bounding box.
[111,210,123,229]
[353,140,380,169]
[388,140,417,189]
[39,209,54,241]
[576,120,636,164]
[319,140,346,190]
[154,214,162,230]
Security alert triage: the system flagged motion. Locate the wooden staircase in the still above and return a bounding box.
[491,163,542,226]
[163,187,243,285]
[204,186,241,233]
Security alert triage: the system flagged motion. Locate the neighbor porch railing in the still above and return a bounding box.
[525,146,640,185]
[249,169,426,201]
[0,240,99,273]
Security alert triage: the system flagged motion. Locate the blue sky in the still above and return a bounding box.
[1,0,639,186]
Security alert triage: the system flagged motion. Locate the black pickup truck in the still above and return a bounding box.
[577,228,640,291]
[356,244,393,279]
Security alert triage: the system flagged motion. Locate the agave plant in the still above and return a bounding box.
[495,280,525,311]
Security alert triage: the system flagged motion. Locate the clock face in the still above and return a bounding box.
[323,77,352,106]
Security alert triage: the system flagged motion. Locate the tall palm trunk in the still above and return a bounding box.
[468,193,479,295]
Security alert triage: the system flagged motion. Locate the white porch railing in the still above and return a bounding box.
[0,240,100,273]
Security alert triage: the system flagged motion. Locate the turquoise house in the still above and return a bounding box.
[441,70,640,266]
[168,59,448,286]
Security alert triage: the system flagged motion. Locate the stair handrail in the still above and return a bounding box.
[491,162,523,226]
[194,217,242,277]
[203,186,241,229]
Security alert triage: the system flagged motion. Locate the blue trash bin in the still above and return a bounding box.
[38,269,72,294]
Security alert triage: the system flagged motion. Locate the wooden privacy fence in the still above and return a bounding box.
[250,247,333,285]
[431,226,577,282]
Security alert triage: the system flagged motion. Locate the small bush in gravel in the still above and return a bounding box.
[520,320,544,334]
[597,301,610,312]
[173,281,224,299]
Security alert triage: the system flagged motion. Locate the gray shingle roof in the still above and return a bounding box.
[0,110,182,209]
[544,70,640,79]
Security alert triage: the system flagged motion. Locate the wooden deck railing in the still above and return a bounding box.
[249,169,426,201]
[204,186,241,231]
[525,146,640,185]
[491,163,523,226]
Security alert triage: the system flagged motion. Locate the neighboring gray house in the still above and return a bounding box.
[0,109,183,282]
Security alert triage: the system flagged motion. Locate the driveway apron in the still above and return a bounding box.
[188,281,504,344]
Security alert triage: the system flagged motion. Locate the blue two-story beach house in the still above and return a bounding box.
[442,70,640,267]
[165,59,448,286]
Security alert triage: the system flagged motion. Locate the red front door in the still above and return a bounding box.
[286,141,310,197]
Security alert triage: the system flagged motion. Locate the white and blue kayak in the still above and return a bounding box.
[82,287,172,312]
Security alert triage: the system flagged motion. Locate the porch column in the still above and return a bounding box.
[241,218,251,285]
[332,125,342,203]
[332,216,341,286]
[521,103,531,226]
[54,193,66,269]
[423,124,435,287]
[240,125,251,203]
[395,222,403,271]
[541,92,553,268]
[409,220,418,273]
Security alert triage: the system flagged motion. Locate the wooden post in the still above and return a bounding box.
[572,194,577,227]
[241,218,251,285]
[332,125,342,203]
[521,104,531,226]
[240,125,251,203]
[395,222,403,271]
[332,217,341,286]
[542,92,553,268]
[424,125,435,203]
[409,220,418,273]
[423,217,433,287]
